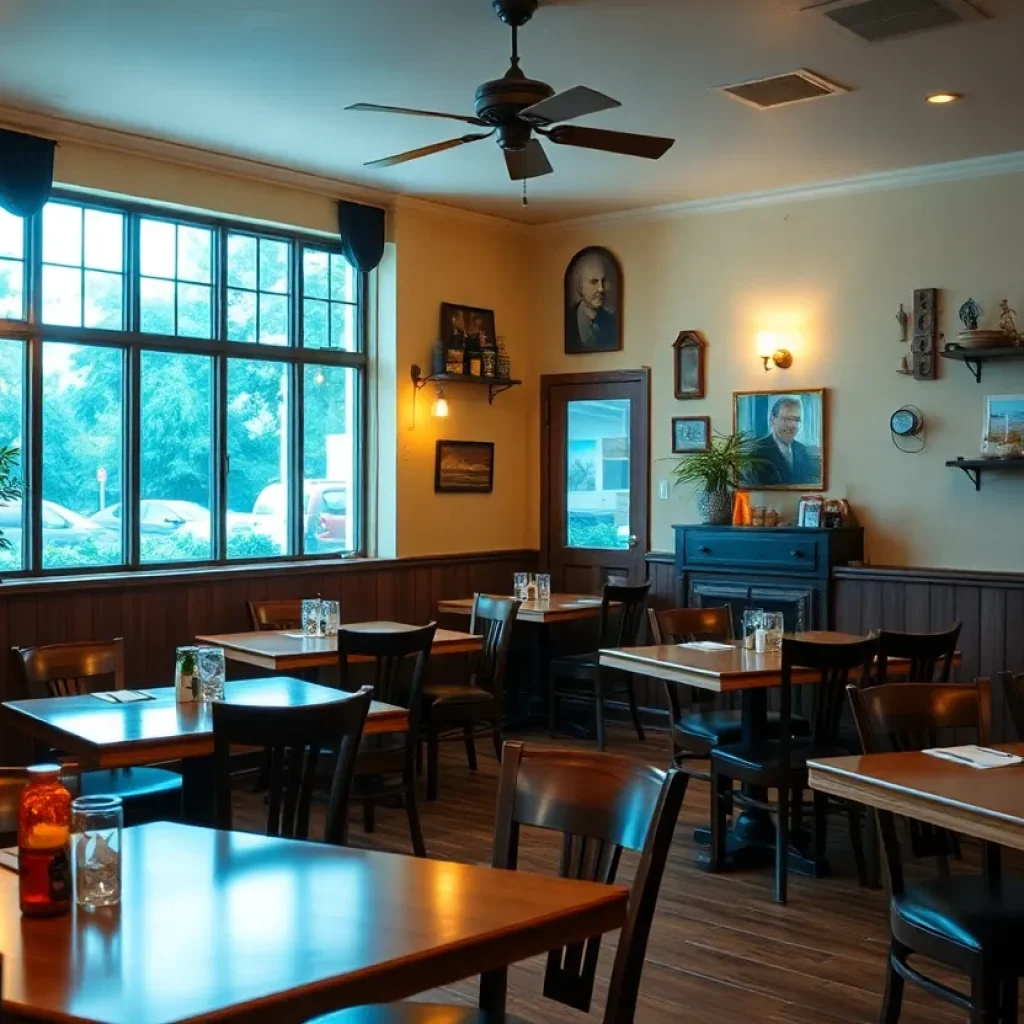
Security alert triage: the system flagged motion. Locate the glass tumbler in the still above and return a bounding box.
[319,600,340,636]
[513,573,529,601]
[301,599,322,637]
[742,608,764,651]
[197,646,226,701]
[535,573,552,602]
[71,795,122,908]
[761,612,785,654]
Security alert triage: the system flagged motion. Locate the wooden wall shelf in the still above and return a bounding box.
[946,457,1024,491]
[940,345,1024,383]
[410,365,522,405]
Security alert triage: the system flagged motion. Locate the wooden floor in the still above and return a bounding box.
[233,726,973,1024]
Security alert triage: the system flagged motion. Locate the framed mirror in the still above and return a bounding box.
[673,330,706,400]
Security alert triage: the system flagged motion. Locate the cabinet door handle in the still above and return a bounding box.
[698,545,711,554]
[790,549,805,558]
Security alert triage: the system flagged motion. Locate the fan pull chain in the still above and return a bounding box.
[522,179,528,207]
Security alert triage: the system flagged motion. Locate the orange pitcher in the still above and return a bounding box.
[732,491,752,526]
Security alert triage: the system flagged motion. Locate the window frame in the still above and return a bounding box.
[0,189,368,578]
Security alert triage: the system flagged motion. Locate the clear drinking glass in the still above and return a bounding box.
[319,600,340,636]
[71,795,122,908]
[301,598,322,637]
[197,646,226,701]
[535,573,552,602]
[742,608,764,651]
[761,612,785,654]
[513,573,529,601]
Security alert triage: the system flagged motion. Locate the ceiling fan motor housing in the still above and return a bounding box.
[491,0,539,27]
[474,71,554,148]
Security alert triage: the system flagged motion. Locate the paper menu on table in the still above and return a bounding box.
[924,745,1023,769]
[678,641,734,652]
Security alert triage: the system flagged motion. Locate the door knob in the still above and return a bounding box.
[627,534,638,549]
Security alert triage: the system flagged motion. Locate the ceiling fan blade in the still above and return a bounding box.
[365,133,493,169]
[545,125,674,160]
[346,103,486,127]
[505,140,554,181]
[519,86,621,126]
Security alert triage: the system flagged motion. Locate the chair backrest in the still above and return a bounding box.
[213,685,373,844]
[780,636,878,750]
[847,679,991,893]
[999,671,1024,740]
[875,623,961,685]
[648,606,732,718]
[493,742,686,1024]
[598,582,651,650]
[469,594,520,700]
[247,599,303,632]
[10,638,125,698]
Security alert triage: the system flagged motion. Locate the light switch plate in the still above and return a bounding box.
[658,480,670,500]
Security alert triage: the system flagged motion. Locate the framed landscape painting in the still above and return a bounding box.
[434,440,494,494]
[734,388,826,491]
[672,416,710,453]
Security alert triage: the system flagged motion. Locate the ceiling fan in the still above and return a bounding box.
[346,0,675,185]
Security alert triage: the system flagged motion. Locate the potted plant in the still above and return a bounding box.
[0,444,21,563]
[671,432,767,525]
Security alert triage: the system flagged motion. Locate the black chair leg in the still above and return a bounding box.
[881,941,905,1024]
[1000,975,1018,1024]
[595,668,606,752]
[790,786,804,847]
[427,724,440,803]
[775,784,790,905]
[415,737,423,777]
[463,724,478,771]
[710,767,729,872]
[490,721,502,761]
[972,967,1003,1024]
[548,669,559,738]
[813,790,829,866]
[625,678,645,742]
[362,797,375,834]
[404,789,427,859]
[847,800,869,887]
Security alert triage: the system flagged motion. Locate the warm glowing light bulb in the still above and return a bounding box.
[756,331,776,358]
[927,92,961,105]
[431,389,449,418]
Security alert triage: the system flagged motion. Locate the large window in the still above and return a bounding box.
[0,193,365,575]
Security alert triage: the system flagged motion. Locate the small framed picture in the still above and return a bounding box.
[440,303,497,349]
[982,394,1024,447]
[434,440,494,494]
[671,416,711,453]
[797,496,824,528]
[673,331,706,400]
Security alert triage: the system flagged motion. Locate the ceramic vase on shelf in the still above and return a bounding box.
[697,488,733,525]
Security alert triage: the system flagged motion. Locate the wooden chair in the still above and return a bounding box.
[213,685,372,843]
[9,639,182,825]
[248,599,303,631]
[875,623,961,685]
[999,671,1024,739]
[847,679,1024,1023]
[306,741,687,1024]
[549,582,651,750]
[710,635,878,903]
[340,623,435,858]
[421,595,518,802]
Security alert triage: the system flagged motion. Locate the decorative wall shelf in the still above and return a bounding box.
[410,365,522,405]
[946,457,1024,491]
[940,345,1024,383]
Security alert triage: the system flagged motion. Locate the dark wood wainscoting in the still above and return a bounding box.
[0,550,536,708]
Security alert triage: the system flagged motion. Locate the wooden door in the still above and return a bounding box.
[541,370,650,591]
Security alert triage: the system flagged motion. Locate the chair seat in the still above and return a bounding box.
[424,683,495,705]
[676,710,811,747]
[711,738,847,776]
[81,767,181,825]
[309,1004,500,1024]
[549,651,600,683]
[892,876,1024,963]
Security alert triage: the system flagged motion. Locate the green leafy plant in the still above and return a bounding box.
[0,444,22,552]
[671,432,769,494]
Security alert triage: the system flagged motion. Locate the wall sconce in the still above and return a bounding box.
[431,386,449,418]
[756,332,794,372]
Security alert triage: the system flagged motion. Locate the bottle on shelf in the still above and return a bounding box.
[465,331,483,377]
[18,763,71,917]
[481,334,497,378]
[496,337,511,379]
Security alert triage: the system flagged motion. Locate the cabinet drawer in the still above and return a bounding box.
[683,532,820,574]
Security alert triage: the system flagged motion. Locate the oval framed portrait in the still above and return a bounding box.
[564,246,623,355]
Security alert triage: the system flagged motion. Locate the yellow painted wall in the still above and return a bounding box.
[529,173,1024,571]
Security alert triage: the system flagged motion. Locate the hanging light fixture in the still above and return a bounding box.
[431,386,449,418]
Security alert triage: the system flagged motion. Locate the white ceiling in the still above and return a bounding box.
[0,0,1022,223]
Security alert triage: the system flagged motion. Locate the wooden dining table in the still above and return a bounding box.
[197,620,481,672]
[599,632,961,873]
[438,593,609,625]
[0,678,405,825]
[0,821,629,1024]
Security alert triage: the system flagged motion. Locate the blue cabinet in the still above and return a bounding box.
[673,525,863,634]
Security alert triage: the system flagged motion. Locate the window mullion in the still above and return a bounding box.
[125,346,141,568]
[213,226,228,563]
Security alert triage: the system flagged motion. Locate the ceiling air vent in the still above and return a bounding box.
[719,70,850,111]
[807,0,987,43]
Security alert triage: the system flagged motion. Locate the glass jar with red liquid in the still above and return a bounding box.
[18,764,71,917]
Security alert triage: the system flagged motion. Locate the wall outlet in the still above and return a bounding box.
[658,479,670,501]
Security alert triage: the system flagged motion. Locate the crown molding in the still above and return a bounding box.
[0,103,526,234]
[535,149,1024,231]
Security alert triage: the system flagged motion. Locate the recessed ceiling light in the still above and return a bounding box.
[927,92,962,104]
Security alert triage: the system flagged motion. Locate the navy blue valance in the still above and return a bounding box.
[337,200,385,273]
[0,128,56,217]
